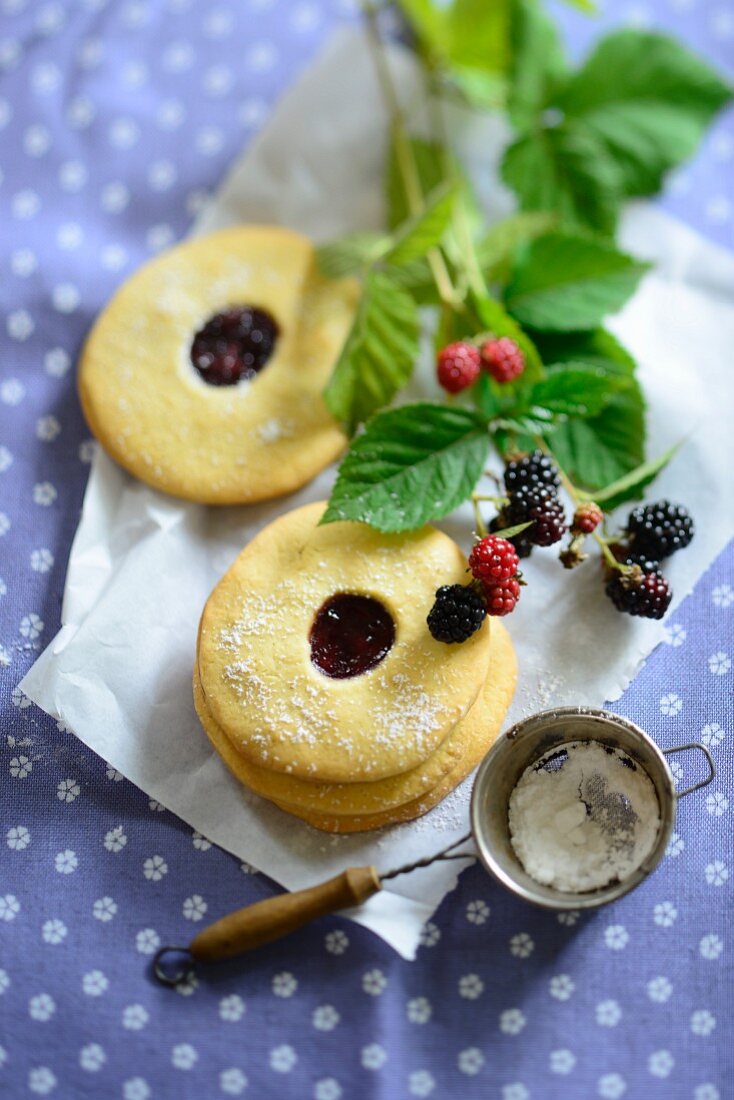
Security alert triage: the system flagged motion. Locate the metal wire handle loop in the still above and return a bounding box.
[663,742,716,798]
[381,830,475,882]
[153,945,195,987]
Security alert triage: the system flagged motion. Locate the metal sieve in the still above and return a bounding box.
[153,707,714,986]
[470,706,715,912]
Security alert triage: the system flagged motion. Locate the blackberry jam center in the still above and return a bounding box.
[310,594,395,679]
[190,306,279,387]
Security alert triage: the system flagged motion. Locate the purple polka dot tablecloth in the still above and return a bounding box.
[0,2,733,1099]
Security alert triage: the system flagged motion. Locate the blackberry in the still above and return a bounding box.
[505,485,566,547]
[436,341,481,394]
[427,584,486,643]
[606,564,672,620]
[504,450,561,495]
[572,501,603,535]
[490,514,534,559]
[627,501,694,560]
[480,337,525,384]
[484,577,521,617]
[468,535,519,584]
[608,542,660,574]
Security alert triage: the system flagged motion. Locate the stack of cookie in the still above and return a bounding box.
[194,501,517,832]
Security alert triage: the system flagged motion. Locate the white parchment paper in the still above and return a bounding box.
[21,30,734,958]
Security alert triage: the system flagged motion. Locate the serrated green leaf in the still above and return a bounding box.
[527,364,620,417]
[501,123,622,236]
[323,271,420,436]
[586,443,680,510]
[321,403,490,532]
[505,233,649,332]
[531,328,636,375]
[508,0,569,132]
[384,257,442,305]
[475,210,557,284]
[558,31,732,196]
[384,182,458,266]
[316,232,389,279]
[547,379,646,489]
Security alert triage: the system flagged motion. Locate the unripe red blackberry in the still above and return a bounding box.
[436,341,481,394]
[468,536,519,584]
[480,337,525,383]
[573,502,603,535]
[483,577,521,616]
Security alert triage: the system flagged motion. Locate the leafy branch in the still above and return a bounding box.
[316,0,730,548]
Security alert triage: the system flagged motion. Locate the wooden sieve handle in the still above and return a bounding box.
[189,866,382,962]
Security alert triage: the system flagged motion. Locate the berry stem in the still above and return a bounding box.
[533,436,625,573]
[425,66,488,300]
[472,492,509,507]
[360,1,459,308]
[471,494,487,538]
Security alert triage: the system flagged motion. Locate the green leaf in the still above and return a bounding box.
[504,232,649,331]
[394,0,445,54]
[508,0,569,132]
[384,182,458,266]
[586,443,680,510]
[323,271,420,436]
[386,135,447,231]
[316,232,389,279]
[530,328,636,376]
[383,257,441,305]
[446,0,511,76]
[475,211,557,283]
[527,364,620,417]
[449,66,507,110]
[547,379,646,489]
[321,403,490,532]
[558,31,733,196]
[560,0,597,10]
[501,124,622,236]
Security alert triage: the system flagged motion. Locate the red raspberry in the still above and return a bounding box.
[483,577,521,617]
[573,502,603,534]
[468,536,519,584]
[480,337,525,384]
[436,341,481,394]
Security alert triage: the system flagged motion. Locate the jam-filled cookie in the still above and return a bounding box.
[196,501,491,784]
[193,619,516,830]
[79,226,359,504]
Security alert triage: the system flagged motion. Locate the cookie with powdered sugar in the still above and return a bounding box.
[193,619,516,832]
[195,501,493,785]
[79,226,358,504]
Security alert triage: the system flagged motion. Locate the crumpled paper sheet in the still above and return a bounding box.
[21,29,734,959]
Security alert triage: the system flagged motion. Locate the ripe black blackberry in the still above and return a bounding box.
[504,450,561,495]
[427,584,486,643]
[505,485,566,547]
[627,500,694,560]
[606,564,672,620]
[607,542,660,575]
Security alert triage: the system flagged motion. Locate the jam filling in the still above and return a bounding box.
[190,306,279,386]
[310,594,395,680]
